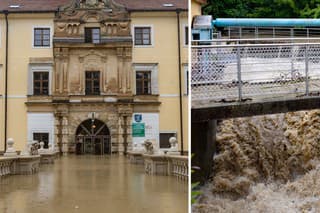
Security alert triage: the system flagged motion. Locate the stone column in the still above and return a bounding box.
[53,50,61,94]
[54,108,69,155]
[117,116,124,154]
[126,116,133,152]
[108,113,119,154]
[53,48,69,95]
[118,105,133,155]
[101,56,108,93]
[61,116,70,154]
[61,48,69,94]
[62,58,69,93]
[54,113,62,153]
[124,47,133,94]
[117,48,124,94]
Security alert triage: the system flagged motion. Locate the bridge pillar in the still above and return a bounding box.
[191,119,217,183]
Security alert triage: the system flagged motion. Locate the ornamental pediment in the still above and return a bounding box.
[57,0,128,21]
[81,0,105,8]
[54,0,131,40]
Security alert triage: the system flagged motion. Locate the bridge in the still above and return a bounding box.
[191,38,320,181]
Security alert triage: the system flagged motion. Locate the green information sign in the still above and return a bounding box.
[132,123,145,137]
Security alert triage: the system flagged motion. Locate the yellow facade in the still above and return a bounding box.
[132,12,188,151]
[0,14,54,151]
[191,0,206,17]
[0,8,188,153]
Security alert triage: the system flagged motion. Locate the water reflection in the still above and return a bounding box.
[0,155,187,213]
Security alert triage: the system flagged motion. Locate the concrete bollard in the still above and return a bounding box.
[4,138,18,157]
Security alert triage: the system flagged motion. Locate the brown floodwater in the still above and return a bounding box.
[193,110,320,212]
[0,155,188,213]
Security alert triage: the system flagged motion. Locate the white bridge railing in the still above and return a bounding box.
[192,39,320,104]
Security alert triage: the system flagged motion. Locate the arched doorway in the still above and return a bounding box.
[75,119,111,155]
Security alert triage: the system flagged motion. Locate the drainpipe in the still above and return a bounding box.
[3,10,9,151]
[176,9,184,155]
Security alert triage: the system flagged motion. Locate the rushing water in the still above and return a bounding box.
[193,110,320,212]
[0,155,187,213]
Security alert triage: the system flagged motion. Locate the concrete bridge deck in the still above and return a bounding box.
[192,39,320,121]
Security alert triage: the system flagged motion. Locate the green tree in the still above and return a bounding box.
[203,0,320,18]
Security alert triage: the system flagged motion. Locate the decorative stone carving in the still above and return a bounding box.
[55,0,130,38]
[30,141,39,155]
[118,104,133,115]
[39,141,45,150]
[20,143,32,156]
[169,137,178,150]
[49,144,53,151]
[4,138,17,157]
[167,137,180,155]
[143,139,163,155]
[143,140,154,154]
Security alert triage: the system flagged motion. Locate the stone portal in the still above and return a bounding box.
[75,119,111,155]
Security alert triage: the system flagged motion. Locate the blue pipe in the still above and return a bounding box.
[212,18,320,27]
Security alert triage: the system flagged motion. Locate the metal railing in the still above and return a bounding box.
[222,27,320,40]
[192,40,320,103]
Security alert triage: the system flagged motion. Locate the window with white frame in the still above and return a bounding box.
[160,132,177,149]
[136,71,151,95]
[27,113,54,148]
[33,28,50,47]
[33,72,49,95]
[133,64,158,95]
[28,65,52,96]
[133,26,153,46]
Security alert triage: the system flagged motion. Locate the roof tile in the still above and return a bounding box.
[0,0,187,12]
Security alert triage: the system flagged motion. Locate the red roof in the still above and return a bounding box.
[0,0,188,12]
[194,0,207,4]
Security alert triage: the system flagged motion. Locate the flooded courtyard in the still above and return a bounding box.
[0,155,187,213]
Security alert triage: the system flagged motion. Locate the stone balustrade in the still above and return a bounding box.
[141,154,188,181]
[143,154,168,175]
[38,142,57,164]
[0,138,41,177]
[128,140,188,181]
[168,156,188,181]
[0,158,14,177]
[0,156,40,177]
[127,151,144,164]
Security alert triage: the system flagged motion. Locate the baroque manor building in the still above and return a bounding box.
[0,0,188,155]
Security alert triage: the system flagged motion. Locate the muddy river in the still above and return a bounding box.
[193,110,320,212]
[0,155,187,213]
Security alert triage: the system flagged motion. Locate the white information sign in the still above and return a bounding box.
[132,113,159,147]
